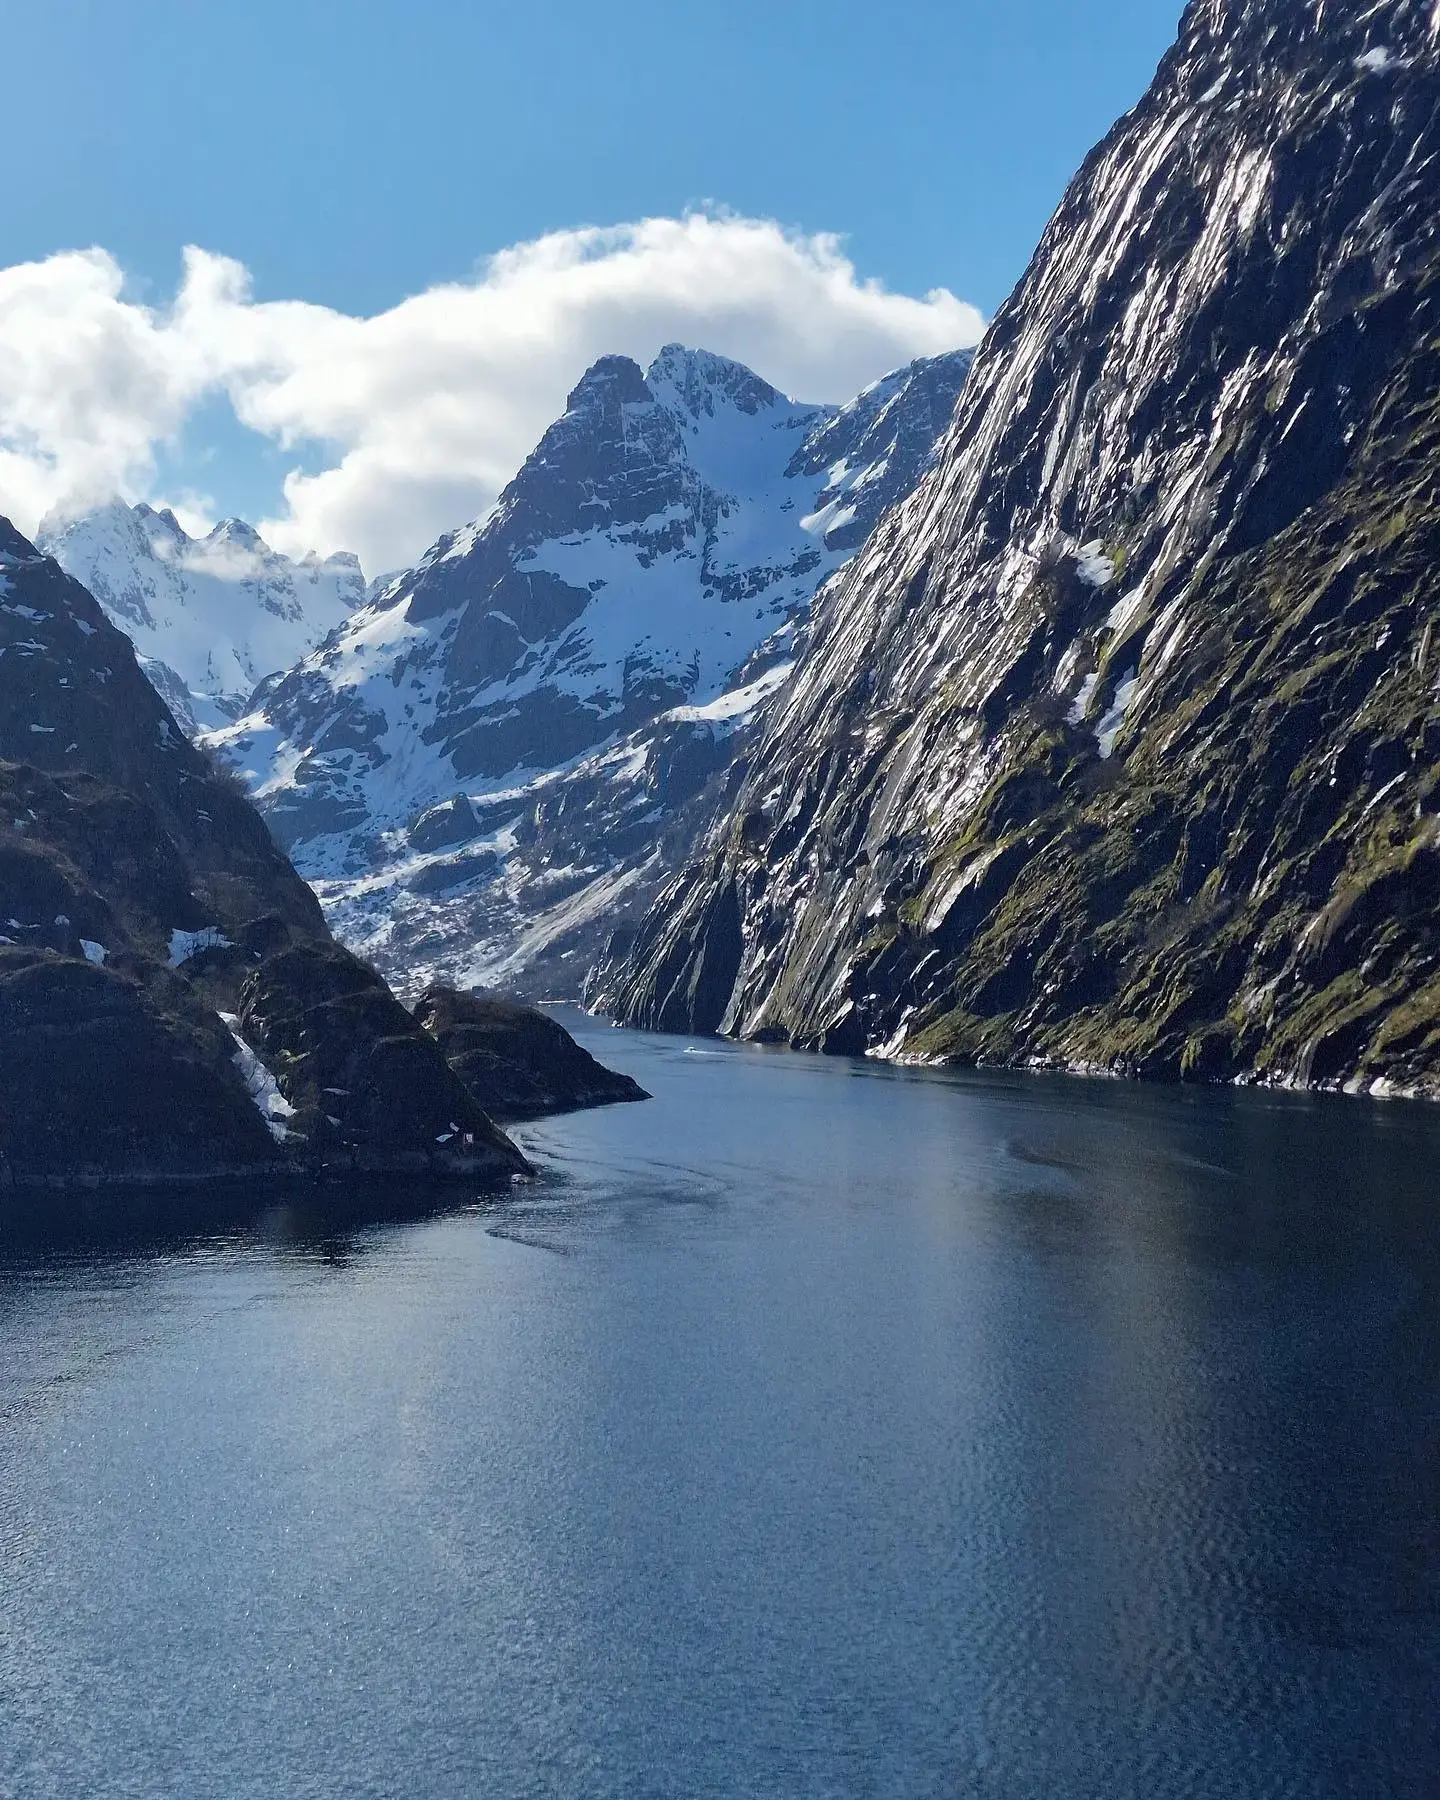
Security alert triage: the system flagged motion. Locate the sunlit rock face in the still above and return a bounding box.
[199,344,970,996]
[602,0,1440,1099]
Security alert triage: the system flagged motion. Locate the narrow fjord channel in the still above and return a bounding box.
[2,1015,1438,1799]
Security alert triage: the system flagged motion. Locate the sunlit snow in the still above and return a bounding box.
[169,925,233,968]
[41,503,364,734]
[1076,542,1117,588]
[218,1011,297,1142]
[1096,669,1139,759]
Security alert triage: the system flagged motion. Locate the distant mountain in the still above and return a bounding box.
[194,342,964,993]
[602,0,1440,1101]
[206,344,972,995]
[39,502,364,734]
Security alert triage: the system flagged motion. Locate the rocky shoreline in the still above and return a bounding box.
[0,520,643,1219]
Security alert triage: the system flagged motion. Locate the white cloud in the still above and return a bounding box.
[0,213,984,575]
[0,249,203,533]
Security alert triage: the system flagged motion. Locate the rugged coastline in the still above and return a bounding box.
[0,521,641,1210]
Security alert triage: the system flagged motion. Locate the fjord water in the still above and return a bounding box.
[2,1020,1437,1799]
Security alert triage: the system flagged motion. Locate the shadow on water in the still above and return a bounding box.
[0,1169,525,1269]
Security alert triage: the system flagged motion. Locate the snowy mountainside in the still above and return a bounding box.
[312,655,795,999]
[40,501,364,733]
[602,0,1440,1099]
[207,343,971,993]
[212,346,971,864]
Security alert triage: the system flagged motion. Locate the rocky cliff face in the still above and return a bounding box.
[206,345,971,995]
[40,502,363,734]
[603,0,1440,1100]
[0,518,526,1195]
[414,988,648,1119]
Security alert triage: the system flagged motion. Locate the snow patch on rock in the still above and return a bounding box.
[1096,671,1139,759]
[169,925,233,968]
[1067,671,1101,725]
[218,1011,298,1142]
[664,662,795,724]
[1076,541,1117,588]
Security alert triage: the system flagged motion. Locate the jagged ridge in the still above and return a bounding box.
[205,343,971,997]
[41,502,363,735]
[602,0,1440,1101]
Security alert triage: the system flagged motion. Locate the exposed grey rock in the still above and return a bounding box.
[602,0,1440,1101]
[414,986,648,1119]
[408,793,482,852]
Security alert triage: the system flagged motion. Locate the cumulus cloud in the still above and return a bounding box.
[0,249,203,534]
[0,214,984,575]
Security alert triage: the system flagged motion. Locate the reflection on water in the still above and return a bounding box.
[1,1018,1438,1799]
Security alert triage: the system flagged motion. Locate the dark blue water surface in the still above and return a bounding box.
[2,1017,1438,1799]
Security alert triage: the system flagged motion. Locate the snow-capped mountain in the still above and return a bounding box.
[603,0,1440,1099]
[39,501,365,734]
[207,344,972,992]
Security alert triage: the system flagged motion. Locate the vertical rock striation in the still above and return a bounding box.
[604,0,1440,1098]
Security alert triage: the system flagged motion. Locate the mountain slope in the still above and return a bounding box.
[40,502,363,734]
[603,0,1440,1100]
[0,517,525,1193]
[208,344,972,994]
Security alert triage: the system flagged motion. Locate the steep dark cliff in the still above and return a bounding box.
[414,988,648,1119]
[603,0,1440,1100]
[0,519,526,1193]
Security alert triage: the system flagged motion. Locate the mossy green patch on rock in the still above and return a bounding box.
[607,20,1440,1103]
[872,309,1440,1093]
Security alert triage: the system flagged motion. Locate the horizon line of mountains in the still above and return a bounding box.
[41,340,976,1005]
[5,0,1440,1203]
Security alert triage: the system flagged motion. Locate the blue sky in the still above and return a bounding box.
[2,0,1187,571]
